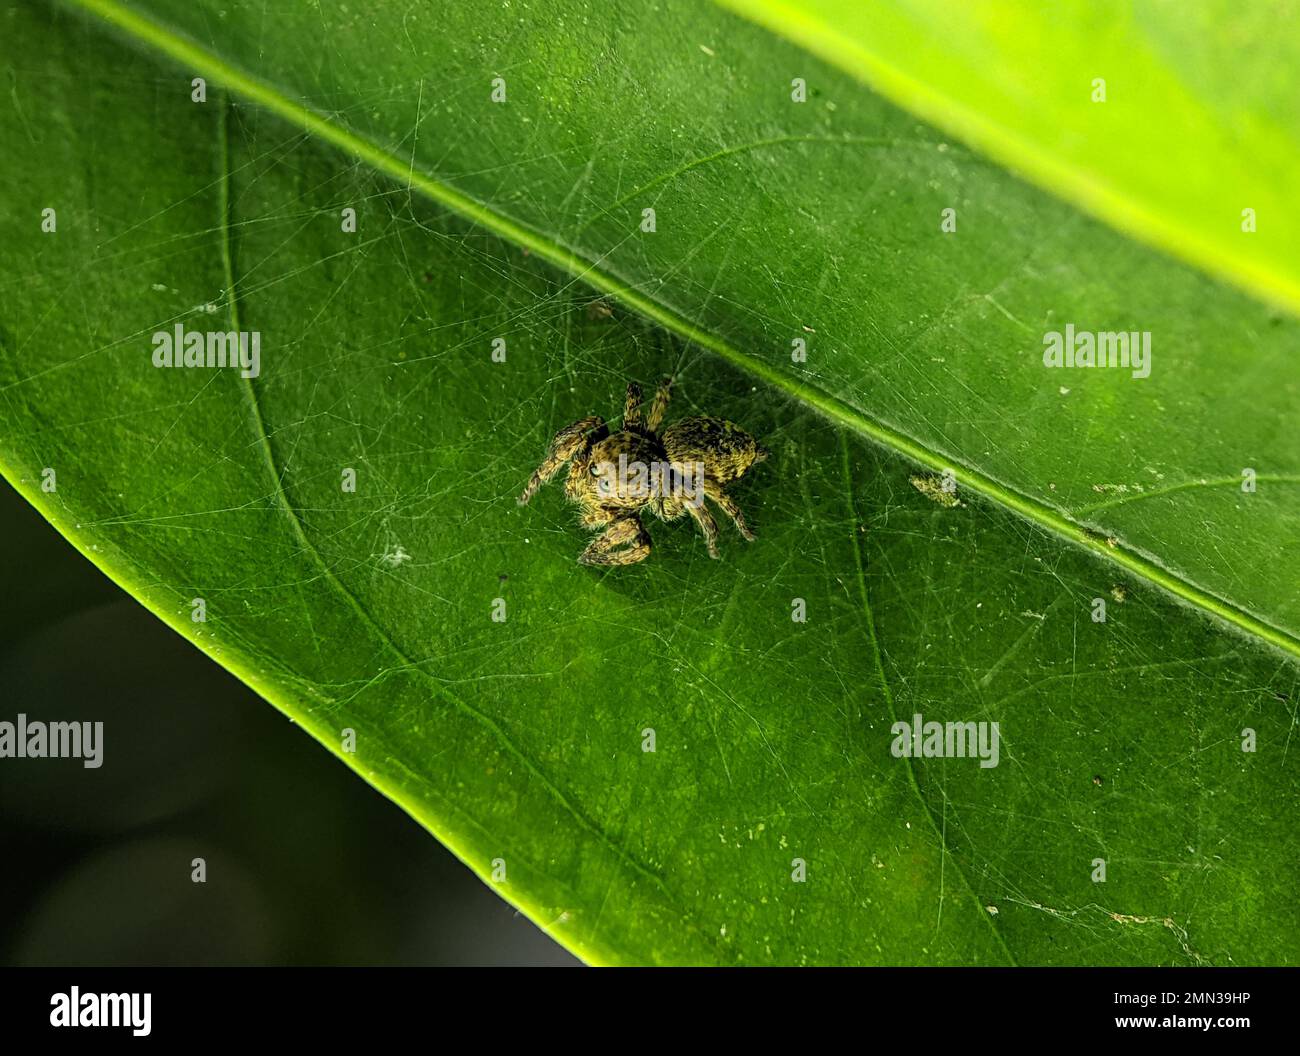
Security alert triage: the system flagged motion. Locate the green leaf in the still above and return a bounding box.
[70,0,1300,648]
[720,0,1300,316]
[2,0,1297,965]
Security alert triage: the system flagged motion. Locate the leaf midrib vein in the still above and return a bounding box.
[72,0,1300,668]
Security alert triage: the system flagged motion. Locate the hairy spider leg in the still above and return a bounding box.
[705,477,756,540]
[517,415,606,505]
[623,381,644,430]
[685,499,720,559]
[646,375,673,433]
[578,514,652,566]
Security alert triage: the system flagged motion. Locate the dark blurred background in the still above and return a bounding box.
[0,479,579,966]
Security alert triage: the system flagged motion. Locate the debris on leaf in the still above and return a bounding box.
[910,474,962,508]
[585,298,614,321]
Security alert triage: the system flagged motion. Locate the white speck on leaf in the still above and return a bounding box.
[381,545,411,567]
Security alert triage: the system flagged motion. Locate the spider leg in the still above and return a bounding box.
[685,498,721,559]
[705,478,756,541]
[517,415,606,505]
[623,381,644,429]
[578,514,652,566]
[646,375,673,432]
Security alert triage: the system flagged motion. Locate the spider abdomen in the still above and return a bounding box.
[663,416,767,483]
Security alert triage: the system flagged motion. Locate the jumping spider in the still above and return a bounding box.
[517,377,768,566]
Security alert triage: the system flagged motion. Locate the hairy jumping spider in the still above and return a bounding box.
[517,377,767,566]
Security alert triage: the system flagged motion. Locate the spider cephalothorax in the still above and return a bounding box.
[517,377,767,566]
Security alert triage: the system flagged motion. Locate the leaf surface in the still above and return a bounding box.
[721,0,1300,314]
[1,0,1297,965]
